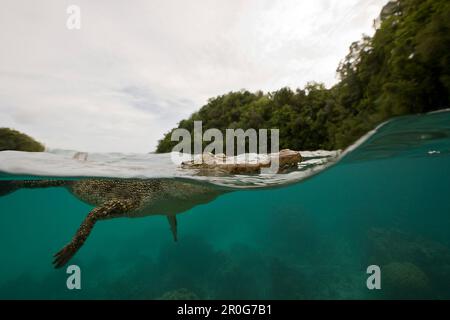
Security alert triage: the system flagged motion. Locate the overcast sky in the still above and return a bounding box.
[0,0,387,153]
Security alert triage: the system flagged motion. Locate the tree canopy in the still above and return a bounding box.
[0,128,45,152]
[156,0,450,153]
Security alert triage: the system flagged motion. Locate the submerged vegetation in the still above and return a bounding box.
[156,0,450,153]
[0,128,45,152]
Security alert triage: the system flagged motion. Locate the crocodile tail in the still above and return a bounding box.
[0,179,69,197]
[0,181,19,197]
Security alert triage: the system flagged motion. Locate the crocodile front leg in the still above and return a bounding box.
[53,198,136,268]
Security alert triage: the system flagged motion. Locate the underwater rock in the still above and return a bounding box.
[158,288,199,300]
[383,262,430,299]
[366,228,450,298]
[366,228,450,267]
[268,258,307,299]
[181,149,302,174]
[212,244,269,299]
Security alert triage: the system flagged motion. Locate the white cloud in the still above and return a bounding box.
[0,0,387,152]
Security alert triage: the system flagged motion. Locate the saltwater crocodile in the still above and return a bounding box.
[0,178,229,268]
[0,150,301,268]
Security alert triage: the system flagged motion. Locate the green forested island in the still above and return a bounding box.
[156,0,450,153]
[0,128,45,152]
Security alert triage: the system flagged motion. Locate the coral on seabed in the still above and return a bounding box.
[382,262,430,298]
[366,228,450,298]
[366,228,450,266]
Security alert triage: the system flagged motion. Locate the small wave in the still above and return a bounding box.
[0,149,340,188]
[341,109,450,163]
[1,109,449,188]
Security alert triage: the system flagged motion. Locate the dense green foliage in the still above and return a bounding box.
[0,128,45,152]
[156,0,450,153]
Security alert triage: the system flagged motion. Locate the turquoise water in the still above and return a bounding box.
[0,111,450,299]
